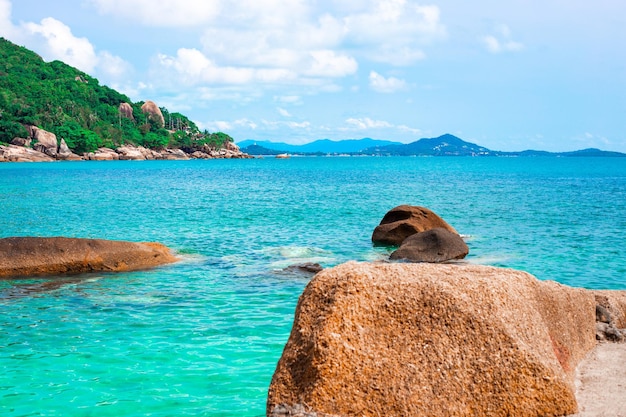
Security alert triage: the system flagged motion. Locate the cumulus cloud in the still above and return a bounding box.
[23,17,98,72]
[278,108,292,117]
[369,71,407,93]
[0,0,15,38]
[88,0,220,27]
[482,24,524,53]
[345,117,394,129]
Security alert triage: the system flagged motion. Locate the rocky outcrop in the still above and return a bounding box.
[31,126,58,158]
[11,137,31,147]
[372,205,459,246]
[57,139,82,161]
[141,100,165,127]
[390,227,469,262]
[0,145,55,162]
[119,102,135,120]
[86,147,119,161]
[0,237,178,279]
[593,291,626,342]
[267,262,598,417]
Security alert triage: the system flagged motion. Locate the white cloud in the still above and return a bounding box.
[482,24,524,53]
[0,0,15,38]
[23,17,98,72]
[369,71,407,93]
[156,48,296,85]
[88,0,220,27]
[278,108,292,117]
[305,50,358,77]
[345,117,394,130]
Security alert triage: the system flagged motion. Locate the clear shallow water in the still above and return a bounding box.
[1,156,625,416]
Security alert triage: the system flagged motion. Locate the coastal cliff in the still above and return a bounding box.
[267,261,614,417]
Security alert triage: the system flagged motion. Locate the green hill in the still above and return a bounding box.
[0,37,230,153]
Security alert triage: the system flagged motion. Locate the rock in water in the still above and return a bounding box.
[390,227,469,262]
[372,205,459,246]
[267,262,597,417]
[0,237,178,278]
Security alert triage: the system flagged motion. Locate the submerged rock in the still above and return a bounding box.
[267,262,597,417]
[0,237,178,278]
[372,205,459,246]
[390,227,469,263]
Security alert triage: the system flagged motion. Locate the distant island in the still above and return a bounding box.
[238,134,626,157]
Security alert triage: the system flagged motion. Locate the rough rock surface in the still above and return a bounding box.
[267,262,597,417]
[119,102,135,120]
[32,126,59,157]
[372,205,459,246]
[390,227,469,262]
[141,100,165,127]
[0,237,178,278]
[57,139,81,161]
[86,147,120,161]
[0,145,55,162]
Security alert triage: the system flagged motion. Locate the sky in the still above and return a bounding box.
[1,0,625,152]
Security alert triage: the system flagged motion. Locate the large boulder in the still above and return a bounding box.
[0,237,178,278]
[57,139,82,161]
[372,205,459,246]
[267,262,597,417]
[0,145,54,162]
[390,227,469,263]
[31,127,59,158]
[116,145,147,160]
[141,100,165,127]
[119,102,135,120]
[87,148,119,161]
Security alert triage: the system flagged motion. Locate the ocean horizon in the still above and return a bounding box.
[1,156,625,416]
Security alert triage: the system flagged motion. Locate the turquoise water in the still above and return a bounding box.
[1,156,625,416]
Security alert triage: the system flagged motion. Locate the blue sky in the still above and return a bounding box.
[1,0,625,152]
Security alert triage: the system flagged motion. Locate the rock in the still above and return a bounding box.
[595,322,625,342]
[10,137,31,147]
[596,304,612,324]
[116,145,147,160]
[119,102,135,121]
[372,205,459,246]
[87,148,119,161]
[0,237,178,279]
[276,154,290,159]
[0,145,55,162]
[141,100,165,127]
[159,148,189,160]
[283,262,324,275]
[389,227,469,263]
[267,262,597,417]
[31,127,59,158]
[594,291,626,328]
[57,139,82,161]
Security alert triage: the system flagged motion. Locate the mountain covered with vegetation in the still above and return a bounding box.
[0,37,231,154]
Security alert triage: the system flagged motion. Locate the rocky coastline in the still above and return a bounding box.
[0,125,253,162]
[267,205,626,417]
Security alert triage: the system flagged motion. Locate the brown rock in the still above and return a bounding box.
[0,145,54,162]
[32,127,58,158]
[594,291,626,328]
[390,227,469,263]
[87,148,119,161]
[116,145,147,160]
[372,205,459,246]
[10,137,31,147]
[141,100,165,127]
[0,237,178,279]
[119,102,135,121]
[57,139,82,161]
[267,262,597,417]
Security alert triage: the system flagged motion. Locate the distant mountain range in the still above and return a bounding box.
[238,134,626,157]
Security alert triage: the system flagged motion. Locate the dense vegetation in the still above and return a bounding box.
[0,38,232,153]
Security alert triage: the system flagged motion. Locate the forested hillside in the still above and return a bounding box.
[0,38,231,153]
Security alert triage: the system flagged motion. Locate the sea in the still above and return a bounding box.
[1,156,625,416]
